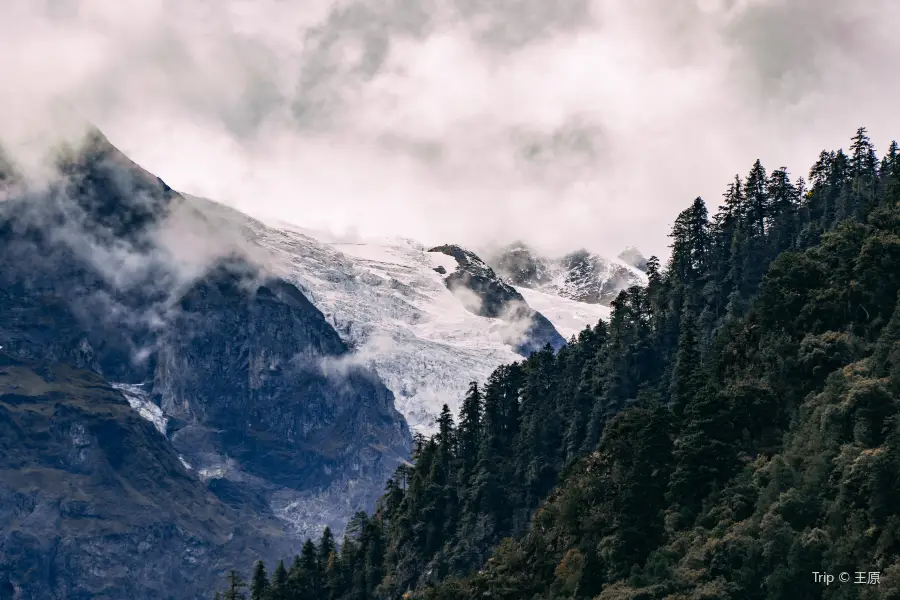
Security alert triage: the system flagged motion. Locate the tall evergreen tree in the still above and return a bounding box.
[435,404,456,462]
[745,159,769,235]
[456,382,482,484]
[250,561,268,600]
[223,570,248,600]
[269,561,288,600]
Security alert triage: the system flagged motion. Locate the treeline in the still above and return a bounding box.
[214,127,900,599]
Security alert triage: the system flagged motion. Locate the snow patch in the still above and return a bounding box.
[427,251,460,274]
[112,383,167,437]
[198,466,227,481]
[517,287,610,339]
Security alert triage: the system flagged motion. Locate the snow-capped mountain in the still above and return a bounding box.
[185,197,608,434]
[488,242,648,306]
[427,244,566,355]
[617,246,649,273]
[0,130,618,598]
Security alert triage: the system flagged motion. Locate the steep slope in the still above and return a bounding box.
[0,354,292,600]
[213,126,900,600]
[0,129,179,380]
[0,130,411,595]
[153,259,410,537]
[489,242,648,306]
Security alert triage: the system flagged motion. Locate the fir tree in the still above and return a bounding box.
[223,570,248,600]
[456,382,482,484]
[745,159,769,235]
[269,561,288,600]
[250,561,268,600]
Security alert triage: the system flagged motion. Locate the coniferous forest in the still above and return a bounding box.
[213,128,900,600]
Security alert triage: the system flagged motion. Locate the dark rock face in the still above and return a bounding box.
[0,355,293,600]
[490,243,554,289]
[488,242,646,306]
[427,244,565,355]
[0,129,411,598]
[154,260,410,510]
[0,131,175,381]
[557,249,631,305]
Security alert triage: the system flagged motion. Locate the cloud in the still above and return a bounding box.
[448,283,484,315]
[497,299,540,349]
[315,331,397,378]
[0,130,274,374]
[3,0,900,260]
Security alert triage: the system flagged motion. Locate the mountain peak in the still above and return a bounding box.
[617,246,648,272]
[488,245,646,306]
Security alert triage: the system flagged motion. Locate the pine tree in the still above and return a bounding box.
[880,140,900,217]
[249,561,268,600]
[668,197,711,284]
[597,407,674,580]
[745,159,769,235]
[223,570,248,600]
[667,380,736,524]
[456,382,482,484]
[324,549,342,600]
[435,404,456,462]
[469,373,507,526]
[849,126,879,219]
[318,527,336,573]
[823,149,849,226]
[766,167,799,253]
[269,560,288,600]
[302,538,320,593]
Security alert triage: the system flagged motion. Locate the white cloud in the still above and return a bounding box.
[3,0,900,260]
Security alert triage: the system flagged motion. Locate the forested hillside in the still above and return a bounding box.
[215,127,900,600]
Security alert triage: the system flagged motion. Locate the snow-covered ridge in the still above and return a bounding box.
[178,197,615,434]
[251,224,525,435]
[489,243,648,306]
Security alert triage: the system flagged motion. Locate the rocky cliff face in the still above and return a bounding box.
[0,130,411,597]
[0,354,293,600]
[153,260,410,535]
[427,244,565,355]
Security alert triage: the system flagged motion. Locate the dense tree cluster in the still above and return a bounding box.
[215,127,900,599]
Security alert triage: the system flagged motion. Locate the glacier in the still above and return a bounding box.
[184,196,613,434]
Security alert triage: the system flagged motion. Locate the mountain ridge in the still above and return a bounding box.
[487,241,648,306]
[192,203,609,434]
[0,129,412,598]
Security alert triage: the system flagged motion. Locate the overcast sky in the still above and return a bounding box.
[3,0,900,259]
